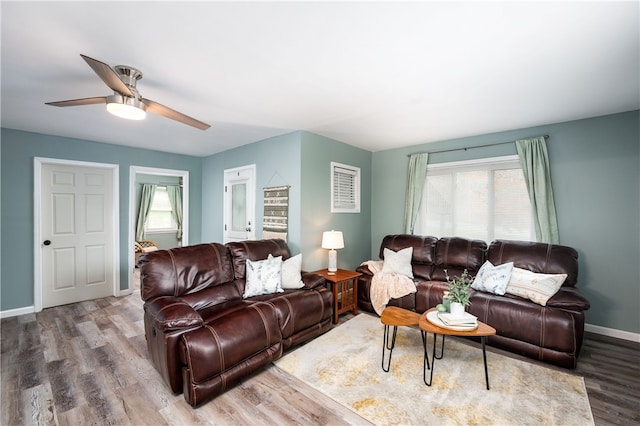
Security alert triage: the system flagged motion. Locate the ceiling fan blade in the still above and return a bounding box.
[46,96,107,107]
[142,99,210,130]
[80,54,133,97]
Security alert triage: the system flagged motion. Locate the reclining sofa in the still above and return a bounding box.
[357,234,591,368]
[139,239,332,406]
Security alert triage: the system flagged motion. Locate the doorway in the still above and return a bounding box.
[223,165,256,243]
[129,166,189,291]
[34,158,119,311]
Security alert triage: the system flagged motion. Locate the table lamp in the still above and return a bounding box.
[322,230,344,274]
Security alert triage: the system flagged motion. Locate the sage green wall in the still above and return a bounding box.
[201,131,372,272]
[300,132,372,271]
[0,128,202,311]
[371,110,640,334]
[201,132,304,253]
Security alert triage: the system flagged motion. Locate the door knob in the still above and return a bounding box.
[43,240,51,246]
[245,227,251,232]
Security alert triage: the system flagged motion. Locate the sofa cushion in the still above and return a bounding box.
[227,239,291,281]
[281,253,304,289]
[432,237,487,281]
[379,234,438,280]
[381,247,414,278]
[487,239,578,287]
[505,267,567,306]
[180,302,282,384]
[243,254,284,298]
[471,261,514,295]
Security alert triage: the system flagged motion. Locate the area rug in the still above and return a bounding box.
[274,313,594,426]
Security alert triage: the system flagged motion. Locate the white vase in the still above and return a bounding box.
[450,302,465,317]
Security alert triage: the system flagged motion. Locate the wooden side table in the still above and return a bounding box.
[312,269,362,324]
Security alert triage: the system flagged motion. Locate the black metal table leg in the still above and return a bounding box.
[423,333,448,386]
[424,332,438,386]
[482,336,490,390]
[434,334,445,360]
[382,324,398,372]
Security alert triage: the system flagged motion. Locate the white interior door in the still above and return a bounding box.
[224,165,256,243]
[39,161,116,309]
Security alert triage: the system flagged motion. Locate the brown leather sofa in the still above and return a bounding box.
[356,235,590,369]
[139,239,332,406]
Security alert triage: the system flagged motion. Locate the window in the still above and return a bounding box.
[331,162,360,213]
[414,155,533,242]
[145,186,177,232]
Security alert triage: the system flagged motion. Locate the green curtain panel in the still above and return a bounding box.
[136,184,156,241]
[516,137,560,244]
[404,153,429,234]
[167,185,183,240]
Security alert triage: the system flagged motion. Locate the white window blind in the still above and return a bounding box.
[331,162,360,213]
[414,156,534,242]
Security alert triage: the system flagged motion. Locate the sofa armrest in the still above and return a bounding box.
[356,264,373,276]
[301,272,326,289]
[546,288,591,311]
[144,296,204,332]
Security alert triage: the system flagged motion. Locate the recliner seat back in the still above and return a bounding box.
[487,239,579,287]
[431,237,487,281]
[139,243,237,302]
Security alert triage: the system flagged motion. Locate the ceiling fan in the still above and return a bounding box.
[46,54,210,130]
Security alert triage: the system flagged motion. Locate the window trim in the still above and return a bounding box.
[144,185,178,233]
[331,161,361,213]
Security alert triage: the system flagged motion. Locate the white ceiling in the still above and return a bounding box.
[2,1,638,157]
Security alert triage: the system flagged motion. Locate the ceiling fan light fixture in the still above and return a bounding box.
[106,94,146,120]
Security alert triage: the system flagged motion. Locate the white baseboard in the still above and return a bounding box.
[118,288,134,297]
[585,323,640,343]
[0,305,35,319]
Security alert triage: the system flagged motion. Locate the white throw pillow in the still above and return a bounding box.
[381,247,414,278]
[505,267,567,306]
[243,254,284,298]
[281,253,304,289]
[471,261,514,295]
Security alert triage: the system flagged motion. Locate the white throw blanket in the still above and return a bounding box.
[361,260,416,315]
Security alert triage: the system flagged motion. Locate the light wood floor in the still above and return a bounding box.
[1,288,638,425]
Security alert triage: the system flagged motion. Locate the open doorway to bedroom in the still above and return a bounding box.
[129,166,189,291]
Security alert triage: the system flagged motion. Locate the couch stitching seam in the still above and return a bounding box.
[205,324,226,391]
[251,302,272,345]
[167,249,178,297]
[182,334,196,406]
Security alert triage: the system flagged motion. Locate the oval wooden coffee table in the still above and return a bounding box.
[419,308,496,389]
[380,306,424,372]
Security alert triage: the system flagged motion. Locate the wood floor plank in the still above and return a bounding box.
[114,382,170,426]
[22,383,56,426]
[45,358,82,412]
[1,389,23,426]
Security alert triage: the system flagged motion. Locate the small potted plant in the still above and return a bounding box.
[445,269,473,316]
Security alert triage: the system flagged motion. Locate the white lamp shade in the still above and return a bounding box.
[321,230,344,250]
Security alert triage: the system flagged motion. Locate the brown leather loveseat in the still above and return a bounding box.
[357,234,590,369]
[139,239,332,406]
